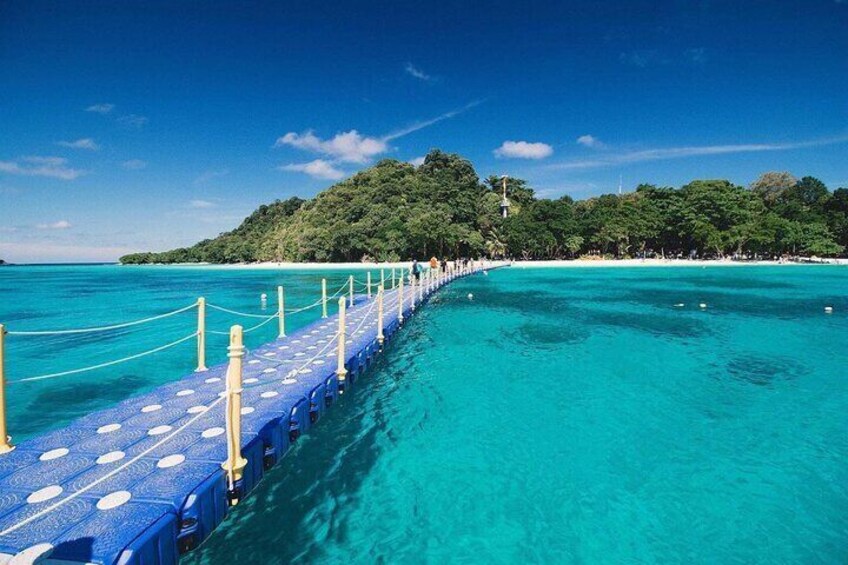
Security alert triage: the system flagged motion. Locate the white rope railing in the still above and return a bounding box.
[206,304,271,319]
[6,302,198,336]
[0,392,227,537]
[8,332,199,384]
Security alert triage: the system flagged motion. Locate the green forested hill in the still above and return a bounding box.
[120,150,848,264]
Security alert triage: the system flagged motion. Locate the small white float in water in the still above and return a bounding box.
[699,303,707,309]
[674,303,685,308]
[825,306,833,314]
[467,293,474,300]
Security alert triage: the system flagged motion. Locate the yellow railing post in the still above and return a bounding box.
[391,268,396,289]
[410,274,416,310]
[348,275,354,307]
[367,272,372,299]
[277,285,286,338]
[222,324,247,504]
[380,269,385,290]
[196,298,207,372]
[322,278,328,318]
[398,277,404,323]
[377,285,385,348]
[0,324,13,454]
[336,297,348,390]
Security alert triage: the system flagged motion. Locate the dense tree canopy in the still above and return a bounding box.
[120,152,846,264]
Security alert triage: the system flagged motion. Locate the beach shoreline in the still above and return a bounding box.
[117,258,847,269]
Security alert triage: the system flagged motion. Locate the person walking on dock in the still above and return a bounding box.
[429,256,438,271]
[411,259,421,281]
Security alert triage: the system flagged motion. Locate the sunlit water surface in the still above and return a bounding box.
[1,264,846,563]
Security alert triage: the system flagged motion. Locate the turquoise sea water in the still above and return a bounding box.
[1,264,847,563]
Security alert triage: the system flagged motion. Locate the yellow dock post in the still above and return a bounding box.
[322,279,328,318]
[222,324,247,504]
[377,285,385,349]
[336,297,348,390]
[398,277,404,323]
[277,285,286,338]
[367,272,372,299]
[0,324,13,454]
[196,298,208,372]
[380,269,385,290]
[391,268,396,289]
[348,275,354,307]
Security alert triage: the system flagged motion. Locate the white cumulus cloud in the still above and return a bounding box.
[493,140,553,160]
[275,130,387,164]
[279,159,346,180]
[57,138,99,151]
[0,156,85,180]
[577,134,605,149]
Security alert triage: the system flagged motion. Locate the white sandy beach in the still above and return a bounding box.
[511,258,848,268]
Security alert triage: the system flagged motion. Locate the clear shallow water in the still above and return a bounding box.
[2,265,847,563]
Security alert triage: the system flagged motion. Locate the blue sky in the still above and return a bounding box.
[1,0,847,262]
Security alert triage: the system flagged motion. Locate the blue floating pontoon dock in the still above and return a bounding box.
[0,265,489,565]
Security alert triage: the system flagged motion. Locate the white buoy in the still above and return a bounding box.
[699,303,707,309]
[674,303,685,308]
[467,293,474,300]
[825,306,833,314]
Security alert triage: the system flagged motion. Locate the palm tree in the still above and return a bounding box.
[485,227,507,258]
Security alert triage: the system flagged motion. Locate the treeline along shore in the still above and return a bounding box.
[120,150,848,265]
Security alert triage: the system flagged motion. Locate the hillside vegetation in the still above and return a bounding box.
[120,150,848,263]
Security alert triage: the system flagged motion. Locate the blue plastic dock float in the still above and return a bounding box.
[0,266,489,565]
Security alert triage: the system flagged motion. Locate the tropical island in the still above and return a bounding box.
[119,150,847,265]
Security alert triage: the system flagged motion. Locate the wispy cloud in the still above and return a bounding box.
[383,100,482,141]
[117,114,149,128]
[85,103,114,114]
[577,135,605,149]
[494,140,553,160]
[122,159,147,170]
[189,199,216,209]
[0,156,85,180]
[57,138,99,151]
[35,220,72,230]
[193,169,229,185]
[549,135,848,171]
[409,156,426,167]
[279,159,346,180]
[405,62,434,82]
